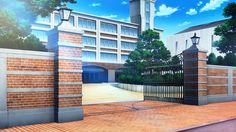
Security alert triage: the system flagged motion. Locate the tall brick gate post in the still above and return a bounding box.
[183,34,208,105]
[48,20,84,122]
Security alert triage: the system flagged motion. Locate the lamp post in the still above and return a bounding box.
[191,33,200,46]
[58,1,72,21]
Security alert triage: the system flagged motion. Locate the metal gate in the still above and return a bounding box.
[143,54,184,103]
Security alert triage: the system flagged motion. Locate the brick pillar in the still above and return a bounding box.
[183,44,208,105]
[48,21,84,122]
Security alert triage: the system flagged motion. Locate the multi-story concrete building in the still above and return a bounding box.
[166,20,226,56]
[31,0,162,83]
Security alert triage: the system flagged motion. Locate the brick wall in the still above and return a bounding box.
[0,49,55,111]
[0,48,55,127]
[207,65,236,101]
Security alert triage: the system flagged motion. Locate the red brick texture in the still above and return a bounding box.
[7,75,54,88]
[56,30,83,109]
[58,72,82,82]
[7,58,54,71]
[59,32,82,45]
[6,56,55,110]
[7,92,54,110]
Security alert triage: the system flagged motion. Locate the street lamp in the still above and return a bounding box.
[58,2,72,21]
[191,33,200,46]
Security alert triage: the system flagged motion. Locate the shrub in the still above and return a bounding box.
[216,56,224,65]
[224,53,236,66]
[207,53,217,65]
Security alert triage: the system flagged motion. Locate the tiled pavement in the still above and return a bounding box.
[2,101,236,132]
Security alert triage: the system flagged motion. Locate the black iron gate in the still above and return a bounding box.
[143,54,184,103]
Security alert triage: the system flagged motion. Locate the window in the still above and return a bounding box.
[82,51,96,61]
[78,18,96,30]
[83,36,96,46]
[100,53,117,62]
[100,22,117,33]
[69,16,75,26]
[35,15,51,24]
[54,13,61,26]
[121,41,136,50]
[121,55,129,62]
[100,39,117,48]
[31,30,48,42]
[175,41,178,55]
[145,0,150,30]
[145,0,150,12]
[185,40,188,49]
[121,26,138,37]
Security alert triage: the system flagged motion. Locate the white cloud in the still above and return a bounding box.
[197,1,203,6]
[120,17,130,22]
[200,0,228,12]
[155,4,178,17]
[101,14,118,19]
[178,21,191,27]
[186,8,197,15]
[90,3,101,7]
[121,1,128,5]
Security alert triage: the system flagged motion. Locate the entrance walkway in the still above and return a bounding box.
[2,101,236,132]
[82,83,143,105]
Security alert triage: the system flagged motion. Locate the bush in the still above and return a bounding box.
[224,53,236,66]
[118,74,143,85]
[216,56,224,65]
[207,53,217,64]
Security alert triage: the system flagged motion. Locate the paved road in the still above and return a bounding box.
[2,101,236,132]
[181,119,236,132]
[82,83,143,105]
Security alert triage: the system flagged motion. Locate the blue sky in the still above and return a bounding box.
[68,0,234,42]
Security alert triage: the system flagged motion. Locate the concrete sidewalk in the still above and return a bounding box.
[2,101,236,132]
[82,83,143,105]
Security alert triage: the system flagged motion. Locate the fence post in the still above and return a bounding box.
[48,21,84,122]
[183,44,208,105]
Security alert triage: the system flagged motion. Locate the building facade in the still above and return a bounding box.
[166,20,226,56]
[31,0,162,83]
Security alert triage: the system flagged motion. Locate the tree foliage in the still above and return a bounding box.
[0,0,76,51]
[207,53,217,65]
[214,2,236,54]
[118,30,171,84]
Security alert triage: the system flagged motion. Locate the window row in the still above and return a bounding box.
[100,53,117,62]
[35,14,138,37]
[82,51,96,61]
[31,30,48,41]
[100,39,117,48]
[82,51,129,62]
[83,36,96,46]
[100,22,117,33]
[121,26,138,37]
[121,41,137,50]
[121,55,129,62]
[78,18,96,30]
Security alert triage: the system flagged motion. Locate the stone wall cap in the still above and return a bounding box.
[183,45,208,53]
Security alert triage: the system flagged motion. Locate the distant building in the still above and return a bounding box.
[31,0,163,83]
[166,20,226,56]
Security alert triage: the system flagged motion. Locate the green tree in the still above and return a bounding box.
[216,56,224,65]
[119,30,171,84]
[224,53,236,66]
[207,53,217,65]
[214,2,236,54]
[0,0,76,51]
